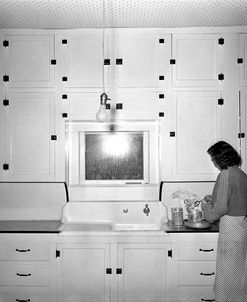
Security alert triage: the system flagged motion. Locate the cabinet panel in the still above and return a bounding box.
[0,288,49,302]
[172,34,220,87]
[0,241,49,261]
[56,32,109,89]
[0,263,49,286]
[116,32,171,89]
[117,243,168,302]
[240,89,247,173]
[239,34,247,87]
[178,262,216,286]
[170,91,221,180]
[56,243,110,302]
[2,92,55,181]
[4,35,55,88]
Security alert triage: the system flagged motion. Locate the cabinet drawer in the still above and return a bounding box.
[0,241,49,261]
[177,241,217,260]
[178,262,216,286]
[0,263,49,286]
[176,288,215,302]
[0,288,49,302]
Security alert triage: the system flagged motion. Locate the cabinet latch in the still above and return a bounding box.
[116,268,122,274]
[3,99,9,106]
[3,163,9,171]
[238,133,245,139]
[106,268,112,274]
[168,249,173,258]
[218,37,224,45]
[3,40,9,47]
[218,98,224,105]
[56,250,60,258]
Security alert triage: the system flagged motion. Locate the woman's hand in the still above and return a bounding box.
[203,194,212,203]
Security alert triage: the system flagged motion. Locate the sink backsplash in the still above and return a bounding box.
[61,201,168,225]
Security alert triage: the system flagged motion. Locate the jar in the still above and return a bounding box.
[171,207,184,227]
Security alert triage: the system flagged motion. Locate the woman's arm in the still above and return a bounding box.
[201,170,229,222]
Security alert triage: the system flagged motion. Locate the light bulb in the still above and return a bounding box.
[96,104,108,122]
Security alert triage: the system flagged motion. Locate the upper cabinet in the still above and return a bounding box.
[2,35,55,88]
[171,34,236,88]
[55,30,171,91]
[56,32,109,89]
[115,31,171,89]
[239,34,247,87]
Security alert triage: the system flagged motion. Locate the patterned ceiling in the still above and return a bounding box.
[0,0,247,29]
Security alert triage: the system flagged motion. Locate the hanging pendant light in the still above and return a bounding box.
[96,0,110,122]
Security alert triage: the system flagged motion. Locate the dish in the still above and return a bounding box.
[184,220,212,229]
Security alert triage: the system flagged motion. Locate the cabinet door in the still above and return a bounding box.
[172,34,221,87]
[239,34,247,87]
[115,31,171,89]
[240,89,247,173]
[117,243,168,302]
[168,91,222,181]
[0,92,55,181]
[3,35,55,88]
[56,32,109,89]
[56,243,110,302]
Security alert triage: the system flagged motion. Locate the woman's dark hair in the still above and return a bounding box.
[207,141,242,170]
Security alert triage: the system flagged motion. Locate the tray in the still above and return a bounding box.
[184,220,212,229]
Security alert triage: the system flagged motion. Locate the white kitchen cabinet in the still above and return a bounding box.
[115,31,171,89]
[163,91,222,181]
[56,31,109,89]
[117,243,168,302]
[239,34,247,87]
[0,92,56,181]
[2,35,55,88]
[171,33,235,88]
[168,233,218,302]
[240,88,247,173]
[0,234,56,302]
[56,243,111,302]
[56,239,171,302]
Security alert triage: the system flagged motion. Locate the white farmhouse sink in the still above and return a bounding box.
[60,201,168,233]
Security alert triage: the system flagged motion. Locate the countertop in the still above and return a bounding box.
[166,221,219,233]
[0,220,62,233]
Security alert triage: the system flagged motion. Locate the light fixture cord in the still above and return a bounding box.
[102,0,106,94]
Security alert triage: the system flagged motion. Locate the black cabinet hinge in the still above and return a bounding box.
[116,268,122,274]
[218,37,224,45]
[51,59,56,65]
[218,98,224,105]
[3,75,9,82]
[159,75,165,80]
[3,40,9,47]
[3,99,9,106]
[238,58,244,64]
[3,163,9,170]
[238,133,245,138]
[218,73,224,81]
[116,58,123,65]
[159,38,165,44]
[62,76,68,82]
[104,59,110,65]
[106,268,112,274]
[170,132,175,137]
[116,103,123,110]
[56,250,60,258]
[159,94,164,99]
[159,112,164,117]
[62,113,68,118]
[168,249,173,258]
[62,94,68,99]
[62,39,67,44]
[170,59,176,65]
[51,135,57,140]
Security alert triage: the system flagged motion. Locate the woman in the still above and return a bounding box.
[201,141,247,302]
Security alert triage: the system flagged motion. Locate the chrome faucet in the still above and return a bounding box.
[143,204,150,216]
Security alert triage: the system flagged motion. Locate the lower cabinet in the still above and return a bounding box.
[168,233,218,302]
[0,234,57,302]
[56,239,171,302]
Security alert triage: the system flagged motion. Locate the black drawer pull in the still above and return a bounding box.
[16,300,31,302]
[201,299,215,302]
[200,272,215,276]
[16,249,30,253]
[199,248,214,252]
[17,273,31,277]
